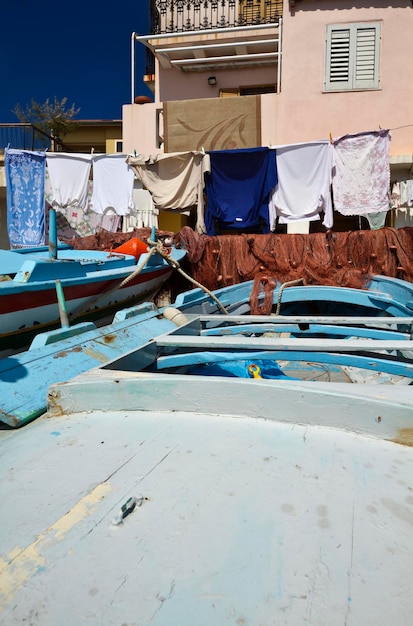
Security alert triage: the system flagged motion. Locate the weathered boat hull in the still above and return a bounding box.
[1,272,413,428]
[1,375,412,625]
[0,246,185,347]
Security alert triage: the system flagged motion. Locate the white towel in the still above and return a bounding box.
[46,153,92,210]
[269,141,334,230]
[90,154,135,215]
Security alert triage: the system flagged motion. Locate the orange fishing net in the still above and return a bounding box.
[60,227,174,251]
[175,226,413,314]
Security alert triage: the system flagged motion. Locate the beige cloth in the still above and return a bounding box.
[126,151,210,233]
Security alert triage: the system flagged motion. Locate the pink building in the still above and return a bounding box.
[123,0,413,232]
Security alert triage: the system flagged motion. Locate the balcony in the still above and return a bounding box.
[134,0,283,96]
[149,0,283,35]
[0,124,56,155]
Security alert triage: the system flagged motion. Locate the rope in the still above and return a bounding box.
[273,278,304,316]
[68,244,158,321]
[69,239,229,322]
[147,239,229,315]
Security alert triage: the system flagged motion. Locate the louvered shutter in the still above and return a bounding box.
[354,26,379,89]
[325,23,380,91]
[326,27,352,90]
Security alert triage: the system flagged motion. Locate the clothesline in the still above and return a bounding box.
[5,128,399,246]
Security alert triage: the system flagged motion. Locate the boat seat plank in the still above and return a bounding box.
[201,322,411,340]
[156,348,413,378]
[155,335,413,352]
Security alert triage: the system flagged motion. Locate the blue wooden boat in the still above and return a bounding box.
[0,239,186,349]
[1,319,412,624]
[1,272,413,429]
[173,273,413,318]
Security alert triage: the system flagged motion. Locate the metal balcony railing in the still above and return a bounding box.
[149,0,283,34]
[145,0,283,75]
[0,124,65,154]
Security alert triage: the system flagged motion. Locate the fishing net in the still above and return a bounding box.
[175,226,413,314]
[60,227,174,251]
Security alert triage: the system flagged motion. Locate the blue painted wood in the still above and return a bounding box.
[201,322,411,340]
[175,274,413,317]
[0,245,186,347]
[0,304,177,428]
[156,348,413,379]
[3,271,413,428]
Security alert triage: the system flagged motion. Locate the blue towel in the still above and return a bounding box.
[5,148,46,247]
[204,147,278,235]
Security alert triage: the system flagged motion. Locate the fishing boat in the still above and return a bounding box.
[1,272,413,428]
[1,311,412,624]
[174,273,413,318]
[0,235,185,349]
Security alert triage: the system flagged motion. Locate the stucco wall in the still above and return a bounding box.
[122,102,163,155]
[277,1,413,155]
[124,1,413,158]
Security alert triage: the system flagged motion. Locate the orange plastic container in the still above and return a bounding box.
[115,237,148,261]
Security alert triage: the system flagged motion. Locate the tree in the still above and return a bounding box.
[13,97,80,143]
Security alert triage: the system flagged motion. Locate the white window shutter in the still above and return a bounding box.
[325,22,380,91]
[353,26,379,89]
[326,27,352,90]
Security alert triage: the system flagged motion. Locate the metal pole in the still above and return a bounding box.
[55,280,69,328]
[49,207,57,260]
[131,32,136,104]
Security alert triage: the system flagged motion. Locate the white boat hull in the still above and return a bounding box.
[1,376,412,625]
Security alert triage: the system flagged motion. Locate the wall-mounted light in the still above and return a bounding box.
[208,76,217,86]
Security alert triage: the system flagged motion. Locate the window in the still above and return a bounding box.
[325,22,381,92]
[219,85,276,97]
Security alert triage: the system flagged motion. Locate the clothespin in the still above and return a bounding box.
[329,133,333,143]
[134,149,137,156]
[91,147,94,154]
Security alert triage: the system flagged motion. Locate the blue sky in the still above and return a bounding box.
[0,0,152,122]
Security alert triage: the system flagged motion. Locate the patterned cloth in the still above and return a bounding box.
[44,172,120,238]
[5,148,46,247]
[332,130,391,216]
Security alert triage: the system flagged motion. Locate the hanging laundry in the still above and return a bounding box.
[44,175,119,238]
[269,140,335,229]
[392,180,413,228]
[332,129,391,216]
[46,152,92,211]
[399,180,412,207]
[5,148,46,247]
[122,182,159,231]
[390,181,401,209]
[126,151,208,233]
[204,147,277,235]
[366,211,388,230]
[90,154,135,216]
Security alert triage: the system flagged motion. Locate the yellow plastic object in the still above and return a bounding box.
[248,364,262,379]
